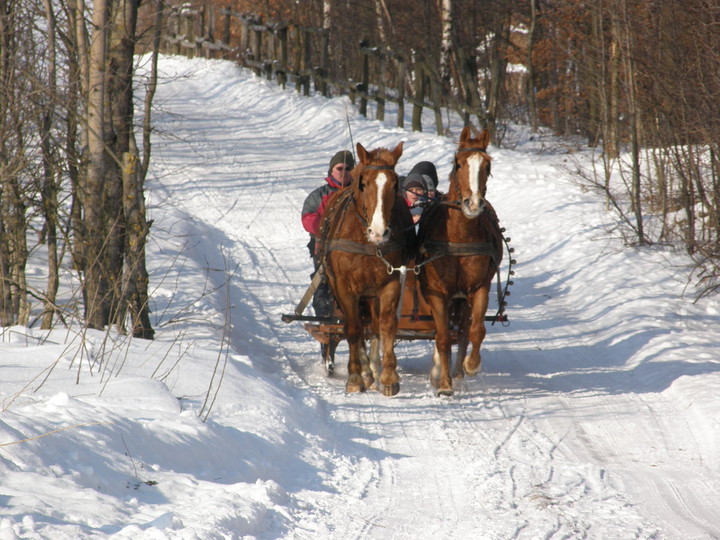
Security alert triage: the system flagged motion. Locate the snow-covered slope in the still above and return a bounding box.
[0,55,718,539]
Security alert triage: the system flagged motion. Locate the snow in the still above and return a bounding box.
[1,54,719,539]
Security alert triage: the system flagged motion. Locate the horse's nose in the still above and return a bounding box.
[366,226,390,244]
[462,196,485,218]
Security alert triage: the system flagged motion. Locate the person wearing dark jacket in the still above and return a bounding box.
[406,160,439,200]
[402,173,428,225]
[301,150,355,318]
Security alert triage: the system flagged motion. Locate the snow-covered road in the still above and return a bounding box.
[2,55,718,539]
[147,57,719,538]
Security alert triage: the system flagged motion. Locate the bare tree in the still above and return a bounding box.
[40,0,61,328]
[83,0,111,328]
[438,0,452,85]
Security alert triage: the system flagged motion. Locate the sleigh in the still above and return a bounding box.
[281,234,515,376]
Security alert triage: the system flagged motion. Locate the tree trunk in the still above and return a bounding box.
[486,12,510,138]
[84,0,110,328]
[106,0,142,329]
[620,0,645,245]
[527,0,538,133]
[41,0,60,329]
[439,0,452,86]
[121,145,154,339]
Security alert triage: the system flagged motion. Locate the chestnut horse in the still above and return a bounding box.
[417,127,503,396]
[318,141,414,396]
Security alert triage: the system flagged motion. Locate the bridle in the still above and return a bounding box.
[355,163,398,225]
[447,146,491,208]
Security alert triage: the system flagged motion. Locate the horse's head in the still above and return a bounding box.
[352,141,404,244]
[452,126,492,218]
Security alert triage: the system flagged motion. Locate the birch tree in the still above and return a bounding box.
[438,0,452,85]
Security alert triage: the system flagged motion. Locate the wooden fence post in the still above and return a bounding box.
[199,4,206,57]
[293,27,303,93]
[222,6,231,47]
[426,62,444,135]
[302,29,311,96]
[319,29,329,97]
[252,23,262,76]
[276,23,288,88]
[456,46,485,127]
[376,55,386,122]
[240,15,251,56]
[184,11,195,58]
[360,47,369,117]
[397,58,406,128]
[412,61,424,132]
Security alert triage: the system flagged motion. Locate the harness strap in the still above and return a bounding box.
[420,240,498,258]
[327,238,404,257]
[456,146,487,154]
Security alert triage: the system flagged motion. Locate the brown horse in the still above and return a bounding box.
[318,141,414,396]
[417,126,503,396]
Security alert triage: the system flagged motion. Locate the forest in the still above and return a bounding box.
[2,0,719,334]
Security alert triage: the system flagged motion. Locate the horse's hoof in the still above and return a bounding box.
[436,388,454,397]
[346,382,366,393]
[464,359,481,377]
[346,374,366,393]
[324,358,335,377]
[382,383,400,397]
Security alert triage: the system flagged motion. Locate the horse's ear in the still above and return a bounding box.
[478,129,491,149]
[356,142,369,164]
[460,126,472,143]
[390,141,404,164]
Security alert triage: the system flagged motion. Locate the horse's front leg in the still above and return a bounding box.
[337,294,366,393]
[453,299,471,379]
[366,336,381,390]
[464,287,490,376]
[358,339,376,390]
[426,293,454,396]
[377,281,401,396]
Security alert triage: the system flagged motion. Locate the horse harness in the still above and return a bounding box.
[321,165,408,275]
[442,146,492,208]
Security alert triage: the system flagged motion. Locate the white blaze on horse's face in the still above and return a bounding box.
[461,153,486,218]
[366,171,392,244]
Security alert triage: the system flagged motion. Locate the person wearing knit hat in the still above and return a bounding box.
[301,149,356,322]
[402,172,428,224]
[406,160,439,199]
[327,150,355,178]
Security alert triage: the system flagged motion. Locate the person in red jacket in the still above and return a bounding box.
[301,150,355,318]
